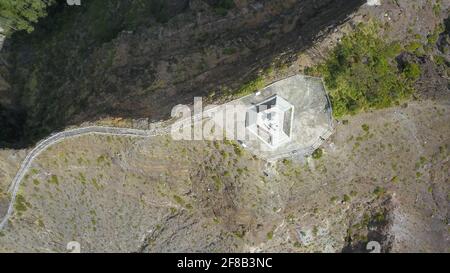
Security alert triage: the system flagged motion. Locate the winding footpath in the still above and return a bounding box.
[0,126,163,231]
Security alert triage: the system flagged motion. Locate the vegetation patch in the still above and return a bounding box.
[212,176,223,191]
[0,0,55,34]
[361,124,370,132]
[124,0,170,27]
[342,194,351,203]
[211,0,236,16]
[48,174,59,185]
[266,230,274,240]
[91,178,102,190]
[307,23,420,118]
[312,148,323,160]
[232,76,266,98]
[373,186,386,199]
[223,47,237,55]
[173,195,185,206]
[232,142,244,157]
[14,194,32,213]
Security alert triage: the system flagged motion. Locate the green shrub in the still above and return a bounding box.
[405,41,423,53]
[373,186,386,198]
[212,176,223,191]
[223,47,237,55]
[434,55,446,66]
[310,23,417,118]
[233,76,265,98]
[433,3,441,16]
[312,148,323,159]
[403,63,421,80]
[173,195,185,206]
[374,211,386,223]
[233,143,244,156]
[427,23,444,47]
[15,194,31,212]
[343,194,351,203]
[212,0,236,16]
[282,158,292,166]
[48,174,59,185]
[361,124,370,132]
[149,0,169,23]
[0,0,55,34]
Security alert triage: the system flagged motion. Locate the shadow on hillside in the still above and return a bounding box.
[0,0,365,149]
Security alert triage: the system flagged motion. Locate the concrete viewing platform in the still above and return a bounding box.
[231,75,334,160]
[171,74,335,161]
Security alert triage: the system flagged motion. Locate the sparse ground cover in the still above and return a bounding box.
[0,99,448,252]
[0,0,448,253]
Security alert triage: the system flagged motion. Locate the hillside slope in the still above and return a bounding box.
[0,0,364,147]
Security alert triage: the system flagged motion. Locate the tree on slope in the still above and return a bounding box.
[0,0,55,34]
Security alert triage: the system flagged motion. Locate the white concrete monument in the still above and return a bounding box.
[246,95,294,149]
